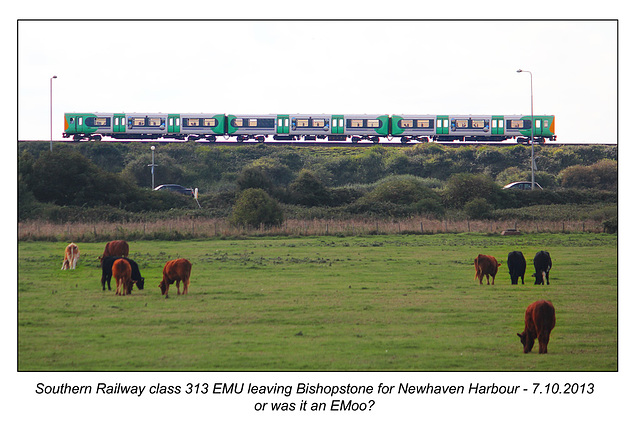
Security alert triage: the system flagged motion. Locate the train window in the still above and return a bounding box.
[313,119,325,127]
[298,119,309,127]
[400,120,413,128]
[148,117,162,126]
[535,119,541,128]
[351,120,364,128]
[132,118,145,126]
[78,117,83,126]
[94,117,108,126]
[232,118,243,127]
[444,119,449,128]
[417,120,431,128]
[455,120,468,128]
[186,118,200,126]
[472,120,486,129]
[248,119,258,127]
[508,120,524,129]
[367,119,380,128]
[203,118,217,127]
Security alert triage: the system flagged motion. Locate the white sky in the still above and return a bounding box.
[17,19,617,143]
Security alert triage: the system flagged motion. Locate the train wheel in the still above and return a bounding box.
[257,135,265,143]
[237,135,244,143]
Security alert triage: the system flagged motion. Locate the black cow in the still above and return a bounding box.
[533,251,552,285]
[507,251,527,285]
[101,256,145,291]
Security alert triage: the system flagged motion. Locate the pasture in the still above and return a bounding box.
[17,233,617,371]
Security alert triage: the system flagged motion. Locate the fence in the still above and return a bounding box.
[18,217,609,242]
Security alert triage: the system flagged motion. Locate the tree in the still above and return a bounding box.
[230,188,284,228]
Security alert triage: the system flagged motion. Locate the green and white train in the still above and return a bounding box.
[63,112,556,144]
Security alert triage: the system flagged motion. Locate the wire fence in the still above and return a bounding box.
[18,217,610,242]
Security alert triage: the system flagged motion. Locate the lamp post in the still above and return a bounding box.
[149,146,157,189]
[50,75,57,151]
[517,69,535,190]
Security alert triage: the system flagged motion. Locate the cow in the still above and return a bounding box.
[101,256,144,291]
[99,240,129,265]
[112,258,133,296]
[507,251,526,285]
[517,300,556,354]
[159,258,192,298]
[533,251,552,285]
[474,254,501,285]
[61,243,79,270]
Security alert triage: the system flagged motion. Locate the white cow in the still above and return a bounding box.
[61,243,79,270]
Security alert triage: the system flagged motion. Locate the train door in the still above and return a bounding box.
[436,115,449,135]
[113,114,126,134]
[491,116,504,135]
[277,115,290,134]
[534,117,542,139]
[168,114,181,134]
[331,115,344,134]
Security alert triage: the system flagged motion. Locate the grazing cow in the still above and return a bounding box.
[517,300,556,354]
[101,256,145,291]
[112,258,133,296]
[533,251,552,285]
[474,254,501,285]
[159,258,192,298]
[507,251,527,285]
[61,243,79,270]
[99,240,129,265]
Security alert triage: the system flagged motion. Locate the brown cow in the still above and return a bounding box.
[61,243,79,270]
[474,254,501,285]
[100,240,129,265]
[112,258,133,296]
[517,300,556,354]
[159,258,192,298]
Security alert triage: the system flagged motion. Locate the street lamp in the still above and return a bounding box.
[50,75,57,151]
[517,69,535,190]
[148,146,158,189]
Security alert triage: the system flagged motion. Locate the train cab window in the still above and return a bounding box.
[417,120,431,128]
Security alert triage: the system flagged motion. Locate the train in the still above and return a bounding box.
[63,112,556,144]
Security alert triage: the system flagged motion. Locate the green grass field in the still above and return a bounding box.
[18,233,617,371]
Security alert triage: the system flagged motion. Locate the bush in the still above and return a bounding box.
[287,169,331,207]
[464,198,493,219]
[230,188,284,228]
[443,173,500,209]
